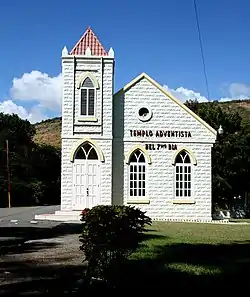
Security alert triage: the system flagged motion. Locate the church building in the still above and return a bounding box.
[36,27,217,222]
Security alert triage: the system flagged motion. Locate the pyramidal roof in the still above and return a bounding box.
[70,27,107,56]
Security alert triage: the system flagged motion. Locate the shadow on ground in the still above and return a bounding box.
[0,223,82,255]
[0,222,85,296]
[0,261,86,296]
[115,240,250,293]
[1,229,250,295]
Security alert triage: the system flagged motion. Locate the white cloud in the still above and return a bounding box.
[228,83,250,99]
[1,69,250,124]
[163,83,250,103]
[163,85,209,102]
[0,70,62,124]
[218,97,233,102]
[0,100,29,119]
[0,100,48,124]
[10,70,62,111]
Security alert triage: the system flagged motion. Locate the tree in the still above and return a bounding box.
[0,113,35,148]
[29,144,61,205]
[185,100,242,134]
[80,205,152,287]
[0,113,61,207]
[185,100,250,209]
[184,99,199,113]
[0,113,36,207]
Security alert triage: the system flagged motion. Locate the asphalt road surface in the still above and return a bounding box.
[0,205,60,227]
[0,205,69,246]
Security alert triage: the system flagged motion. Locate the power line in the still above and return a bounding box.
[193,0,210,99]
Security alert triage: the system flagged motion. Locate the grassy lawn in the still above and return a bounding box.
[117,222,250,292]
[230,218,250,223]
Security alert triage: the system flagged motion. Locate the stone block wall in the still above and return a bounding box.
[113,75,216,221]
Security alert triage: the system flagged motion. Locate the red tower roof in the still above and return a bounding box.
[70,27,107,56]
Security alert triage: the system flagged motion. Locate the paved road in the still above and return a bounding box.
[0,205,60,227]
[0,205,66,246]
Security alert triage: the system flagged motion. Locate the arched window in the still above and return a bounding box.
[129,150,146,197]
[75,142,98,160]
[175,150,191,198]
[80,77,95,116]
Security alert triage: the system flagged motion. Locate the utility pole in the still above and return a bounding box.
[6,140,11,208]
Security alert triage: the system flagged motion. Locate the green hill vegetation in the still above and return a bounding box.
[33,99,250,148]
[218,99,250,129]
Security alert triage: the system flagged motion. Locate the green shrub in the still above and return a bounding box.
[79,205,152,285]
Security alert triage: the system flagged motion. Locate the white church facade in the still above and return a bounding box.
[36,27,217,222]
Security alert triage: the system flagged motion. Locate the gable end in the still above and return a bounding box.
[114,73,217,136]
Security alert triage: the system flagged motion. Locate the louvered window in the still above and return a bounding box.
[80,77,95,116]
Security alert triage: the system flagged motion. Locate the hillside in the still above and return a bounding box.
[33,117,62,148]
[33,99,250,148]
[219,99,250,129]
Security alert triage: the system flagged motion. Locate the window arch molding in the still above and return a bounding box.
[125,145,152,165]
[70,138,105,162]
[76,72,100,89]
[127,149,147,199]
[171,147,197,166]
[173,149,195,200]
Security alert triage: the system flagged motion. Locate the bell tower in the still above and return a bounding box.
[59,27,115,212]
[61,26,115,138]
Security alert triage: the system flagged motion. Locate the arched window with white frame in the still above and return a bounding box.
[80,77,95,116]
[75,142,98,160]
[129,149,146,197]
[174,150,192,198]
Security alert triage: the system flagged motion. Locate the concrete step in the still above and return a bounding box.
[35,213,81,222]
[55,210,81,216]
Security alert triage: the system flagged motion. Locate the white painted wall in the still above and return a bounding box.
[61,54,114,211]
[113,76,216,221]
[61,50,216,221]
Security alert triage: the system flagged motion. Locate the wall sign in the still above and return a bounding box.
[130,129,191,138]
[145,143,177,151]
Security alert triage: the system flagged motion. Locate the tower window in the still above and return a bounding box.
[80,77,95,116]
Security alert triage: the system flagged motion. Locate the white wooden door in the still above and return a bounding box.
[73,160,100,210]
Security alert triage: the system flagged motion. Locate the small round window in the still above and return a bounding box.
[138,107,152,122]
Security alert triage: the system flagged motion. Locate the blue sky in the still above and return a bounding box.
[0,0,250,122]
